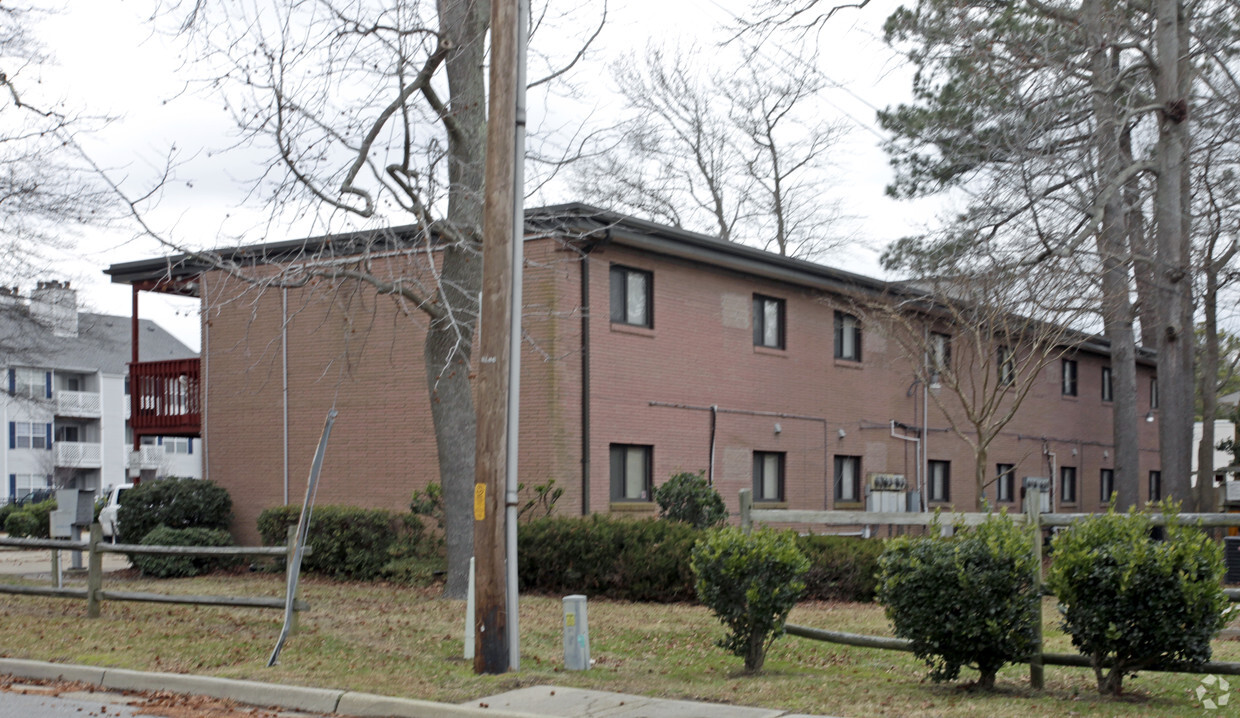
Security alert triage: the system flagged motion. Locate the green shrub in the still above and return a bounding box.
[877,514,1037,689]
[4,499,57,539]
[4,510,40,538]
[257,504,403,581]
[654,471,727,529]
[0,501,16,530]
[691,527,809,673]
[1047,507,1230,696]
[518,515,699,601]
[132,526,239,578]
[798,535,884,602]
[117,478,232,544]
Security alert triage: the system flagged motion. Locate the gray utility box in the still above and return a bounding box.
[563,595,590,671]
[50,489,95,539]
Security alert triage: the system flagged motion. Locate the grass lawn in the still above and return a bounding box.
[0,570,1236,717]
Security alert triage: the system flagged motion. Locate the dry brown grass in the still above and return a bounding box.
[0,571,1237,717]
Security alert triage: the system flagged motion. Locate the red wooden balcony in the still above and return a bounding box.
[129,358,201,437]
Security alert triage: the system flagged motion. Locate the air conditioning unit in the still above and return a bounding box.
[868,473,908,492]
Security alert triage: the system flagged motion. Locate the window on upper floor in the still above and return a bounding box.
[929,460,951,502]
[997,346,1015,387]
[1100,468,1114,504]
[834,312,861,361]
[996,463,1015,503]
[1101,366,1113,402]
[609,265,652,328]
[929,333,951,385]
[754,451,785,502]
[753,295,785,350]
[1060,466,1077,504]
[10,421,49,450]
[1150,377,1159,410]
[610,444,652,502]
[10,368,48,399]
[1062,359,1078,396]
[164,437,192,455]
[835,455,861,503]
[1149,470,1162,501]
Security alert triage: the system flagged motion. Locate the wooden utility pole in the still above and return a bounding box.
[473,0,519,675]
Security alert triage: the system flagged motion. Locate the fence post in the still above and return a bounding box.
[87,523,103,619]
[286,526,300,635]
[1025,488,1044,690]
[739,489,753,535]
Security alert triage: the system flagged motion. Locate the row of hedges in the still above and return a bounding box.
[517,515,883,602]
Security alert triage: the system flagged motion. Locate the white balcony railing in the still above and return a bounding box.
[126,445,163,470]
[55,390,102,418]
[55,441,103,469]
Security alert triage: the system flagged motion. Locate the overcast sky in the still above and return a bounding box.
[28,0,941,350]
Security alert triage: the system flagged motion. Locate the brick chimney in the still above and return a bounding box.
[31,280,78,337]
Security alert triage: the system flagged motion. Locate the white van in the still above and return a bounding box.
[99,483,134,540]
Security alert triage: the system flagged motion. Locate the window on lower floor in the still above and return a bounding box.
[1060,466,1077,504]
[9,473,51,498]
[1101,367,1113,402]
[1150,377,1159,410]
[834,455,861,503]
[1100,469,1114,504]
[753,295,786,349]
[996,463,1015,503]
[610,444,652,502]
[163,437,193,455]
[754,451,785,502]
[1149,470,1161,501]
[929,460,950,502]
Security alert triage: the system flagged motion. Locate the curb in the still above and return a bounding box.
[0,658,544,718]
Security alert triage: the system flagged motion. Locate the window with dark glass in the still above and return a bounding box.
[1150,377,1159,410]
[929,333,951,384]
[1100,468,1114,504]
[753,295,785,349]
[1101,366,1113,402]
[929,460,950,502]
[1149,470,1161,501]
[834,312,861,361]
[1062,359,1078,396]
[997,347,1015,387]
[609,265,652,328]
[1060,466,1077,504]
[996,463,1015,503]
[754,451,785,501]
[835,455,861,503]
[610,444,652,501]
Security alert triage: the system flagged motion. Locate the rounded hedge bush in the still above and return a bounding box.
[878,514,1037,689]
[257,504,403,581]
[654,471,727,529]
[1047,507,1229,696]
[691,526,809,673]
[117,478,232,544]
[4,510,40,538]
[132,526,239,578]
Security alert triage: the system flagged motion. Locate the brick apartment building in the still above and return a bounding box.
[105,204,1161,541]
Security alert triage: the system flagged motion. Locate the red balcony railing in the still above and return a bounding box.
[129,358,201,436]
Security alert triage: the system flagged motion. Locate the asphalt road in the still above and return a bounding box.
[0,689,151,718]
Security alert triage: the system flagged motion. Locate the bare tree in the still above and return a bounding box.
[868,250,1089,510]
[145,0,602,598]
[573,42,849,259]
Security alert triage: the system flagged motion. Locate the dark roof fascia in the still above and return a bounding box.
[526,202,891,299]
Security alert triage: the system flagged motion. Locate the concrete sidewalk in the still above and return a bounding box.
[0,658,841,718]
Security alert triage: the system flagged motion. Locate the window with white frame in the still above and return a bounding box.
[834,455,861,503]
[12,422,48,450]
[12,473,51,495]
[609,265,652,328]
[929,333,951,384]
[12,368,46,399]
[610,444,652,501]
[754,451,785,502]
[834,312,861,361]
[929,460,950,502]
[164,437,191,455]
